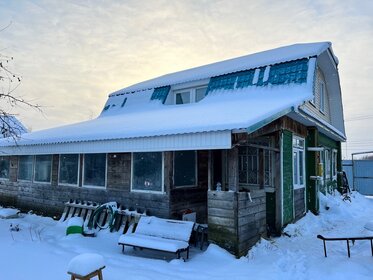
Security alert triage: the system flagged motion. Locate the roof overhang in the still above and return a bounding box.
[0,130,232,155]
[289,108,346,142]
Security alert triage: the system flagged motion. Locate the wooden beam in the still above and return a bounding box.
[208,150,212,190]
[227,147,239,191]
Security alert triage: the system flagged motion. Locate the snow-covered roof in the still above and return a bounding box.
[0,42,340,152]
[1,82,314,147]
[111,42,332,95]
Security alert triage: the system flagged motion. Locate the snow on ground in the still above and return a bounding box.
[1,192,373,280]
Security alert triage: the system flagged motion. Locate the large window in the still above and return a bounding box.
[132,152,163,192]
[18,155,33,181]
[174,151,196,187]
[83,154,106,187]
[59,154,79,186]
[174,86,207,105]
[0,156,10,179]
[34,155,52,183]
[293,137,305,189]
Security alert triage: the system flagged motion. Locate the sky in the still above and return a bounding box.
[0,0,372,159]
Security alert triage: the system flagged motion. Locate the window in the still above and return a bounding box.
[239,147,259,185]
[175,91,190,104]
[59,154,79,186]
[34,155,52,183]
[174,86,207,104]
[293,137,305,189]
[319,82,325,113]
[325,149,331,179]
[132,152,163,192]
[174,151,196,187]
[83,154,106,187]
[332,149,338,180]
[0,156,10,179]
[239,145,273,186]
[18,155,33,181]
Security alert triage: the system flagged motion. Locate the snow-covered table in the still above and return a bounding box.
[118,216,194,259]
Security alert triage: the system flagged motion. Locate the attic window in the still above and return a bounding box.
[174,86,207,105]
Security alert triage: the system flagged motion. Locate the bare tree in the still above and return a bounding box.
[0,22,41,140]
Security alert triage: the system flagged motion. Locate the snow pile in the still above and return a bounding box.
[1,192,373,280]
[0,208,20,219]
[67,217,84,227]
[67,253,105,276]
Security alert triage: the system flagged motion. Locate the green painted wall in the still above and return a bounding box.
[282,130,293,225]
[306,128,319,214]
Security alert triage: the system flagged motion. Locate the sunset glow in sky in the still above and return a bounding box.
[0,0,372,158]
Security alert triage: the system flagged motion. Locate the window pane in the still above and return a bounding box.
[174,151,196,186]
[175,91,190,104]
[332,151,337,177]
[59,154,79,185]
[238,147,259,185]
[293,151,298,185]
[84,154,106,187]
[299,150,304,185]
[195,87,207,102]
[0,156,10,179]
[34,155,52,182]
[18,155,33,181]
[132,152,162,192]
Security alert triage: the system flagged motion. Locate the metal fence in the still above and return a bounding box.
[343,156,373,195]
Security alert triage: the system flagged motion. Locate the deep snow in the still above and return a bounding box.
[1,192,373,280]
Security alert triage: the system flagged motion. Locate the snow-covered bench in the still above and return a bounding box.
[118,216,195,259]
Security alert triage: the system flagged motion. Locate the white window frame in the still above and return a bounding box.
[332,149,338,180]
[82,154,107,189]
[33,155,52,184]
[324,149,331,180]
[319,81,325,113]
[173,86,207,105]
[173,151,198,188]
[130,152,164,194]
[293,136,305,189]
[18,155,34,182]
[58,154,80,187]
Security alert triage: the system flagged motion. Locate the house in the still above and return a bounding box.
[0,42,345,256]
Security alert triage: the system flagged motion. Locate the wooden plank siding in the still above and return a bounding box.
[294,188,306,221]
[208,189,266,257]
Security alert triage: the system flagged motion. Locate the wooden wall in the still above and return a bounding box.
[208,189,266,257]
[294,188,306,221]
[0,150,209,220]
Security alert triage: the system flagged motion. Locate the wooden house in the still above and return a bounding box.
[0,42,345,256]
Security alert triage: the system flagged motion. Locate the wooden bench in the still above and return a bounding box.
[118,216,194,259]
